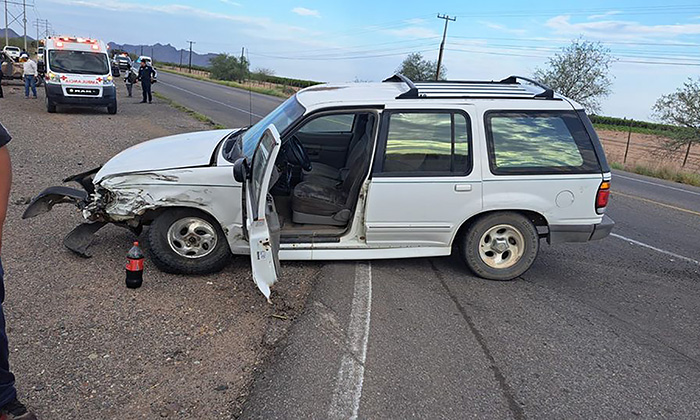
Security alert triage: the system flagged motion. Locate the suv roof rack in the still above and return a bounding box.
[383,74,555,100]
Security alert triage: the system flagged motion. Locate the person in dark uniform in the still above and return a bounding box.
[137,60,155,103]
[0,123,37,420]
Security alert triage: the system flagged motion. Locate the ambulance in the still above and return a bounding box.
[43,36,118,114]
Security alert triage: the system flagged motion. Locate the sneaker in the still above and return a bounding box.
[0,398,37,420]
[139,100,146,103]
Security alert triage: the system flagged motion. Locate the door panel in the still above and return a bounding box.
[365,178,482,246]
[295,132,352,169]
[246,125,282,301]
[364,106,483,247]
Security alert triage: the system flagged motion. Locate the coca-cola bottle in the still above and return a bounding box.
[125,241,144,289]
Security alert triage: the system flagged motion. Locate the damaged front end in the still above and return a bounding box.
[23,167,129,257]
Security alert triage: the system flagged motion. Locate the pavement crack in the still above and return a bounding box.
[429,260,526,420]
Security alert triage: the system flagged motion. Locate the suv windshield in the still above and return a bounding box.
[48,50,109,75]
[241,96,305,159]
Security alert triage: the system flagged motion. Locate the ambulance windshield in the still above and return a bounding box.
[48,50,110,75]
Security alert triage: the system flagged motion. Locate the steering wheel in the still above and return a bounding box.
[287,135,312,172]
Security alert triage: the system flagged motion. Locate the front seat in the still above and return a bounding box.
[291,115,374,226]
[304,115,370,182]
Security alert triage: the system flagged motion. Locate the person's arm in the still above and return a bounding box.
[0,146,11,254]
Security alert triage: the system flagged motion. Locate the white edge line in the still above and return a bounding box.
[328,261,372,420]
[614,173,700,197]
[158,81,265,118]
[611,233,700,266]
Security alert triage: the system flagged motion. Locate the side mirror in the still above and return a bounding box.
[233,157,249,183]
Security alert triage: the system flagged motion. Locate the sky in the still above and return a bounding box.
[14,1,700,120]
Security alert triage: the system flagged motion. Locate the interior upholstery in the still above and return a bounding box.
[291,114,375,226]
[305,114,371,182]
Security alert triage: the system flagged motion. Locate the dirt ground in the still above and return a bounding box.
[0,81,319,418]
[598,129,700,172]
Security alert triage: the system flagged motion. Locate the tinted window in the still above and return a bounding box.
[486,111,600,175]
[299,114,354,133]
[48,50,110,75]
[382,112,471,175]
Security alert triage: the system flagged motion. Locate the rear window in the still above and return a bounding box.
[485,111,601,175]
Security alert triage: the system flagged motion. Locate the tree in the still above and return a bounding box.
[396,53,446,81]
[210,53,249,82]
[652,77,700,167]
[534,38,614,113]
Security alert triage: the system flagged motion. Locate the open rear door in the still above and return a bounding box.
[245,125,282,301]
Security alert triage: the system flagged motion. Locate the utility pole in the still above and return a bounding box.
[435,14,456,81]
[179,48,183,69]
[140,45,143,56]
[21,0,25,50]
[187,40,195,73]
[4,0,8,47]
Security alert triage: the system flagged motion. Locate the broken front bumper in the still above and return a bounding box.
[22,167,109,257]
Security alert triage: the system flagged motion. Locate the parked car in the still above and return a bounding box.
[2,46,20,60]
[131,56,157,82]
[114,54,132,71]
[23,74,613,299]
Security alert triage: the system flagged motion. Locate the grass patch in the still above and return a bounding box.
[153,91,227,129]
[611,161,700,187]
[593,123,671,137]
[159,68,291,99]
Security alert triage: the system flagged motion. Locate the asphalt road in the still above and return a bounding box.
[154,71,284,128]
[153,75,700,419]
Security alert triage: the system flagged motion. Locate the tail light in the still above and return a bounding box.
[596,181,611,214]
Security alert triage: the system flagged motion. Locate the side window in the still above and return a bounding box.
[381,112,471,175]
[486,111,600,175]
[298,114,355,134]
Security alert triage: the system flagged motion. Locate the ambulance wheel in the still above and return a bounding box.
[107,101,117,115]
[147,208,232,275]
[46,97,56,113]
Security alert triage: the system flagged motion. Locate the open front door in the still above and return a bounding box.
[245,125,282,301]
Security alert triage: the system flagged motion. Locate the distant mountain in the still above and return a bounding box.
[108,42,217,67]
[0,28,34,41]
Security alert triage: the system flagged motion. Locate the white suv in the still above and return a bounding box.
[24,74,613,299]
[2,46,20,60]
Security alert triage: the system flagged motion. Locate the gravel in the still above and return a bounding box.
[0,81,319,418]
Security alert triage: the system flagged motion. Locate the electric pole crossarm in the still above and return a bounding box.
[435,13,456,81]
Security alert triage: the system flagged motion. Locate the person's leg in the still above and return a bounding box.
[0,260,16,408]
[23,77,29,98]
[126,83,132,97]
[141,85,147,103]
[147,85,152,103]
[0,76,4,98]
[30,76,36,98]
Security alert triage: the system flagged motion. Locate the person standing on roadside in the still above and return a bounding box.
[21,55,37,100]
[137,60,154,104]
[0,123,37,420]
[0,62,4,99]
[124,67,137,98]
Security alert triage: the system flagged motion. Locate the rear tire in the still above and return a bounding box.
[107,100,117,115]
[147,208,232,274]
[46,97,56,113]
[459,212,539,281]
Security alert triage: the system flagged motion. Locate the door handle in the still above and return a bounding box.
[454,184,472,192]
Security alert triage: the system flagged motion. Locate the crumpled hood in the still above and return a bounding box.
[95,129,237,182]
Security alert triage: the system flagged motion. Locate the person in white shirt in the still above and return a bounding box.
[21,55,37,99]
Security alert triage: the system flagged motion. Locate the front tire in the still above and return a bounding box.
[147,208,232,274]
[459,212,539,281]
[107,100,117,115]
[46,97,56,113]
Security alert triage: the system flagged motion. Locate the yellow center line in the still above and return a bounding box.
[613,191,700,217]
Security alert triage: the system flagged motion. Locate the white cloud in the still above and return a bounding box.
[479,21,527,36]
[384,26,439,39]
[588,11,620,20]
[292,7,320,18]
[46,0,321,43]
[404,18,427,25]
[547,15,700,39]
